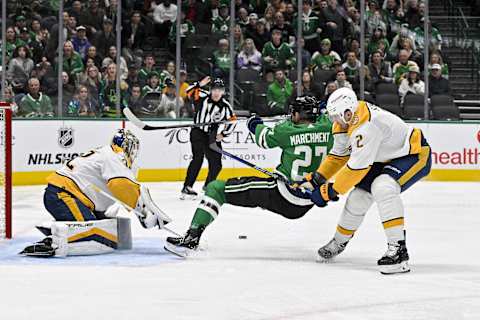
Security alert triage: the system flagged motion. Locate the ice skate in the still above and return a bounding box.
[19,237,57,257]
[180,186,198,200]
[317,238,348,262]
[164,227,205,257]
[377,240,410,275]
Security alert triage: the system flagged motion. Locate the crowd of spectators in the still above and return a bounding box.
[0,0,457,119]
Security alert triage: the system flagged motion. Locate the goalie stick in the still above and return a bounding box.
[208,142,312,195]
[87,183,181,237]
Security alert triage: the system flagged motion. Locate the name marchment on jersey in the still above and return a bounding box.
[290,132,331,146]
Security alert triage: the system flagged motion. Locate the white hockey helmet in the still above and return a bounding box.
[326,87,358,125]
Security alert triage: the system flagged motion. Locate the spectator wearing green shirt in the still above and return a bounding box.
[58,41,84,84]
[212,38,232,79]
[392,49,419,85]
[367,25,390,59]
[310,38,341,71]
[66,85,99,117]
[267,69,294,115]
[212,4,230,37]
[142,71,163,97]
[342,51,362,91]
[169,11,196,47]
[138,54,158,87]
[18,78,54,117]
[262,29,296,73]
[14,15,28,35]
[413,19,443,52]
[4,27,26,63]
[293,0,323,54]
[99,62,129,117]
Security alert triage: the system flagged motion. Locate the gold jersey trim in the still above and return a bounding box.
[107,177,141,209]
[347,101,371,137]
[46,172,96,211]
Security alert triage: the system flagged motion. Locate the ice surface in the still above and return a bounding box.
[1,181,480,320]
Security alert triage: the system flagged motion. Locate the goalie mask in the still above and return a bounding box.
[289,95,320,122]
[112,129,140,168]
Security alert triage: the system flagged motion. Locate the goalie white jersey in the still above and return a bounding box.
[47,145,140,212]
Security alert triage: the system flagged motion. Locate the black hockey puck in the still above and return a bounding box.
[238,235,247,239]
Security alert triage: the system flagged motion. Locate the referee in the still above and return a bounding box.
[181,77,236,199]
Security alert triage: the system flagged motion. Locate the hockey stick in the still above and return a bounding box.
[87,183,181,237]
[123,107,237,131]
[208,142,312,195]
[123,107,288,131]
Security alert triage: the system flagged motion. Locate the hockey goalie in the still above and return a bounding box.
[20,129,170,257]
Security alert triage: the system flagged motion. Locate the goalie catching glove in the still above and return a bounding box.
[135,185,172,229]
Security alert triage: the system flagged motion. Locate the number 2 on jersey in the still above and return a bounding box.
[291,146,327,181]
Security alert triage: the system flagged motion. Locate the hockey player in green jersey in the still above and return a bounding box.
[165,96,333,257]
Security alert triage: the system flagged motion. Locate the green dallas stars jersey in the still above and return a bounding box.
[255,115,333,183]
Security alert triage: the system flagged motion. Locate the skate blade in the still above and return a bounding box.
[316,255,336,263]
[164,242,195,258]
[19,250,55,258]
[179,193,198,201]
[379,261,410,275]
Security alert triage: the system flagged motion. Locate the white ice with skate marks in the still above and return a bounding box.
[1,181,480,320]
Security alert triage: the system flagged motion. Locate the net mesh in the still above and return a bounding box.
[0,108,6,237]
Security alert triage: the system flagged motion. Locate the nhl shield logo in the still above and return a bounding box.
[58,127,74,148]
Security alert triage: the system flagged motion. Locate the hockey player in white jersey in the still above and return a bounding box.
[21,129,170,257]
[305,87,432,274]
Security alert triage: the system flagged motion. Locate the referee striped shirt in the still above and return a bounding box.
[187,82,237,136]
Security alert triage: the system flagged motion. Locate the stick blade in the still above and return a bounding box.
[123,107,146,129]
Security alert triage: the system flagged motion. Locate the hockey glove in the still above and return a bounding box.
[297,171,326,191]
[311,183,339,207]
[246,115,263,134]
[135,185,172,229]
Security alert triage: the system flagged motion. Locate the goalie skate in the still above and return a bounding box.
[19,237,57,257]
[180,186,198,200]
[378,240,410,275]
[164,227,204,258]
[317,238,348,262]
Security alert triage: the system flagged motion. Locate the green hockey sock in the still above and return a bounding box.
[190,180,226,229]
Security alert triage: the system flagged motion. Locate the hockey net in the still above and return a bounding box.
[0,103,12,239]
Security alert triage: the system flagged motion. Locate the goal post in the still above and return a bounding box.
[0,102,12,239]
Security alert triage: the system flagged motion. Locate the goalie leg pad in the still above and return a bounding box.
[51,217,132,257]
